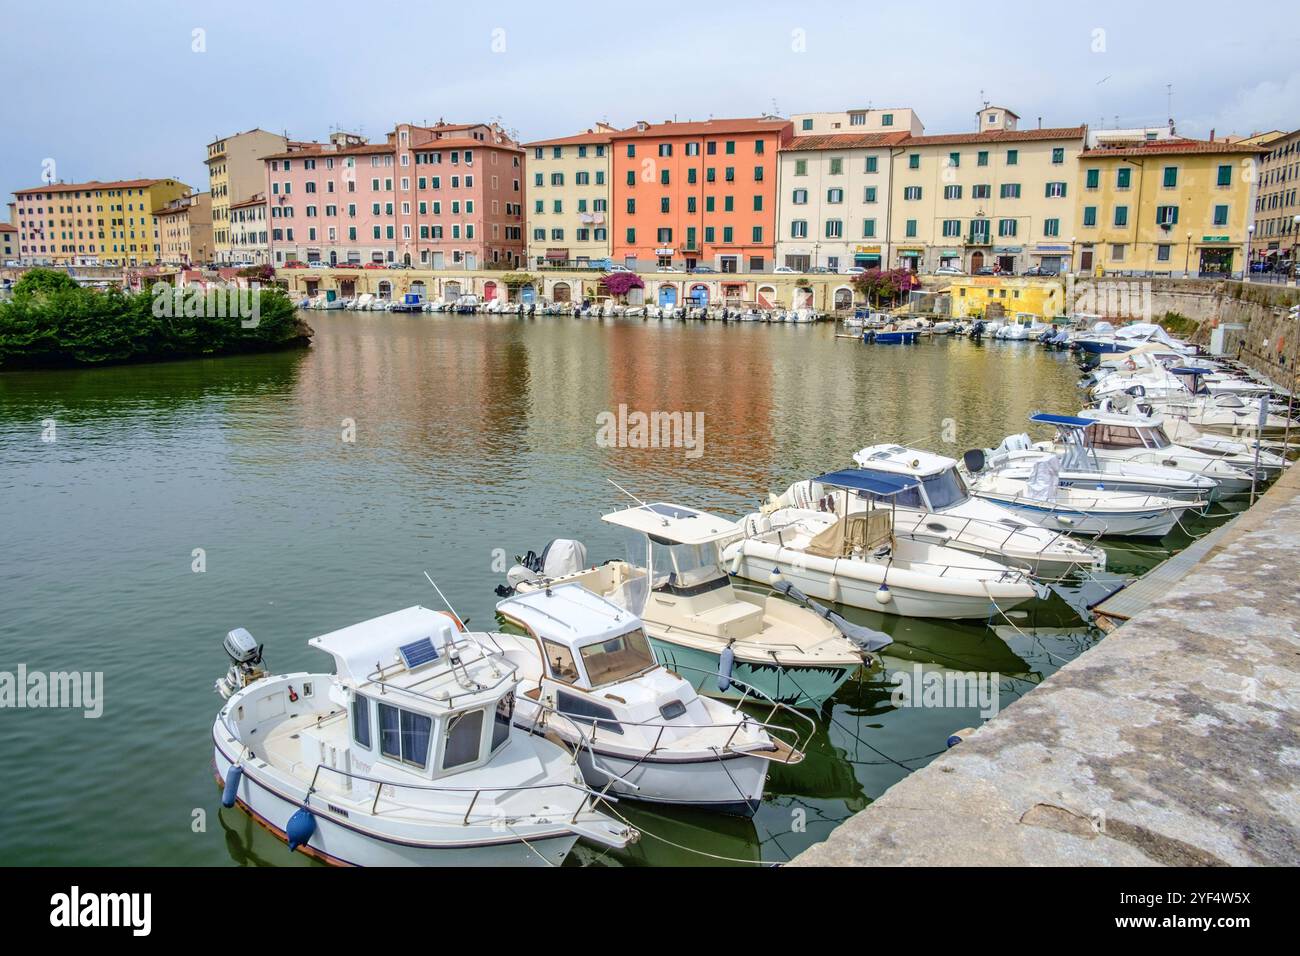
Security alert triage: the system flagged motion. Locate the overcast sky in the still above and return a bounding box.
[3,0,1298,205]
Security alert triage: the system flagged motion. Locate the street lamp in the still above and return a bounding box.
[1245,224,1254,283]
[1069,236,1076,275]
[1184,232,1193,279]
[1294,215,1300,286]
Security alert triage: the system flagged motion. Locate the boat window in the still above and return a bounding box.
[1142,427,1171,449]
[649,539,729,594]
[556,689,623,736]
[377,702,433,769]
[542,639,580,683]
[1093,424,1146,448]
[920,469,968,510]
[580,628,656,687]
[659,699,687,721]
[491,692,513,752]
[859,485,923,509]
[442,709,485,769]
[352,693,372,749]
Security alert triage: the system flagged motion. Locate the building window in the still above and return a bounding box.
[792,188,808,205]
[1213,204,1229,226]
[904,186,922,201]
[1000,183,1021,199]
[1006,149,1018,165]
[1117,167,1132,189]
[1163,166,1178,188]
[827,188,844,204]
[1052,148,1065,164]
[1043,218,1060,237]
[825,220,842,238]
[864,186,877,203]
[1114,206,1129,227]
[1156,244,1172,262]
[905,219,917,238]
[998,218,1017,237]
[1085,168,1100,190]
[1217,164,1232,187]
[977,151,989,167]
[942,219,961,238]
[908,154,920,169]
[944,185,962,200]
[1046,182,1067,198]
[791,220,808,239]
[863,219,876,238]
[1083,206,1097,227]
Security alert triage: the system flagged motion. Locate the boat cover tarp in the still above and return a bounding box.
[1025,457,1061,501]
[805,512,893,558]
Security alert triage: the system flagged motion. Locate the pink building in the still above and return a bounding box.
[264,123,525,268]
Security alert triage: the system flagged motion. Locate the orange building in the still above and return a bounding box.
[610,117,792,273]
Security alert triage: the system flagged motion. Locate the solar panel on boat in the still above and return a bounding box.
[398,637,440,670]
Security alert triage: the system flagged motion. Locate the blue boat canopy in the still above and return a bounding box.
[814,468,920,496]
[1169,366,1216,375]
[1029,412,1095,428]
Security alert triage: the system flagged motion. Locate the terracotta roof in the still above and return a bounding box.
[899,126,1086,147]
[229,194,267,209]
[783,131,911,151]
[0,223,16,233]
[1080,138,1267,158]
[610,117,791,139]
[525,128,616,148]
[14,178,177,194]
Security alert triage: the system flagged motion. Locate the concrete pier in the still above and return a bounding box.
[791,466,1300,867]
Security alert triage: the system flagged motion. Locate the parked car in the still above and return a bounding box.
[688,265,717,273]
[307,261,329,268]
[363,262,387,270]
[772,265,798,274]
[283,260,307,269]
[934,266,964,276]
[1023,265,1058,277]
[807,266,832,274]
[839,266,866,275]
[975,267,995,276]
[606,263,634,273]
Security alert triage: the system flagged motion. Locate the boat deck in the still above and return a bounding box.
[1090,517,1239,628]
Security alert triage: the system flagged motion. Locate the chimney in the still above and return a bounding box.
[1210,129,1216,142]
[1038,117,1042,129]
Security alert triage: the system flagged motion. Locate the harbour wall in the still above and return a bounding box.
[789,463,1300,867]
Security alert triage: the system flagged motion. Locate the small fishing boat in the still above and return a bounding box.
[963,451,1204,538]
[726,470,1045,619]
[212,607,635,866]
[493,583,808,816]
[864,328,920,344]
[502,503,867,709]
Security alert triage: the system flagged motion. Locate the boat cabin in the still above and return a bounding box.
[497,583,657,693]
[845,445,972,511]
[1056,412,1173,451]
[308,606,520,784]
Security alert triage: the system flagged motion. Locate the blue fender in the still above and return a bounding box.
[287,808,316,851]
[221,765,242,808]
[717,645,735,693]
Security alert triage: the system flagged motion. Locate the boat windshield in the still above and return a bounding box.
[580,628,657,687]
[649,538,729,594]
[920,468,969,510]
[1140,426,1171,449]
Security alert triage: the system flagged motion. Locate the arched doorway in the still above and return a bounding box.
[658,284,678,307]
[521,283,537,304]
[482,280,497,302]
[552,282,571,303]
[970,251,985,273]
[403,253,411,266]
[329,250,338,266]
[756,284,776,309]
[833,286,853,310]
[688,283,709,306]
[377,280,392,300]
[444,280,462,301]
[410,280,426,298]
[794,285,814,309]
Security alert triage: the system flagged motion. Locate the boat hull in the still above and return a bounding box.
[971,495,1181,538]
[645,636,856,710]
[213,739,580,867]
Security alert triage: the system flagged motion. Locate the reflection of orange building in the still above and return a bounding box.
[610,117,792,274]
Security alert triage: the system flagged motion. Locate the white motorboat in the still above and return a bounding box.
[962,453,1204,538]
[1078,404,1282,490]
[502,503,867,709]
[493,583,807,816]
[212,608,635,866]
[768,446,1107,580]
[989,418,1220,502]
[725,468,1045,620]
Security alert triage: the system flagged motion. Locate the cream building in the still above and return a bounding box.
[790,108,925,137]
[155,192,213,265]
[1243,128,1299,267]
[524,124,617,268]
[229,193,270,265]
[207,129,292,264]
[775,131,908,271]
[889,106,1086,274]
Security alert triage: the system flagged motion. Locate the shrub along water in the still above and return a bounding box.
[0,269,312,369]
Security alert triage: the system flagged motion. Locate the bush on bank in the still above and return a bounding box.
[0,269,312,369]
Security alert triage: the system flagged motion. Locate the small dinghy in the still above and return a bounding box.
[494,583,808,816]
[724,469,1044,620]
[212,608,635,866]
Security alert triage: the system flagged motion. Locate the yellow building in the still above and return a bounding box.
[946,275,1064,319]
[1074,138,1264,276]
[1,223,17,262]
[524,124,617,268]
[889,106,1086,275]
[207,129,292,264]
[155,192,213,266]
[12,178,190,265]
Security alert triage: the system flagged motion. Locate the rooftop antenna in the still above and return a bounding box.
[422,571,500,677]
[1166,83,1174,125]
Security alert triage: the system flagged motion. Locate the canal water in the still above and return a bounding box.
[0,313,1239,866]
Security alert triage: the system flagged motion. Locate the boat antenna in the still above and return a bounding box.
[423,571,501,677]
[606,477,649,508]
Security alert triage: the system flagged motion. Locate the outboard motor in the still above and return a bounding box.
[962,448,987,475]
[215,627,268,699]
[499,539,589,596]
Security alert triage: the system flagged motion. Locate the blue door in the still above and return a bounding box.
[521,284,536,304]
[658,285,678,307]
[689,284,709,306]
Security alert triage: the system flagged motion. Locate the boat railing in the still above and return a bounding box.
[363,634,519,710]
[521,685,811,766]
[302,760,616,827]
